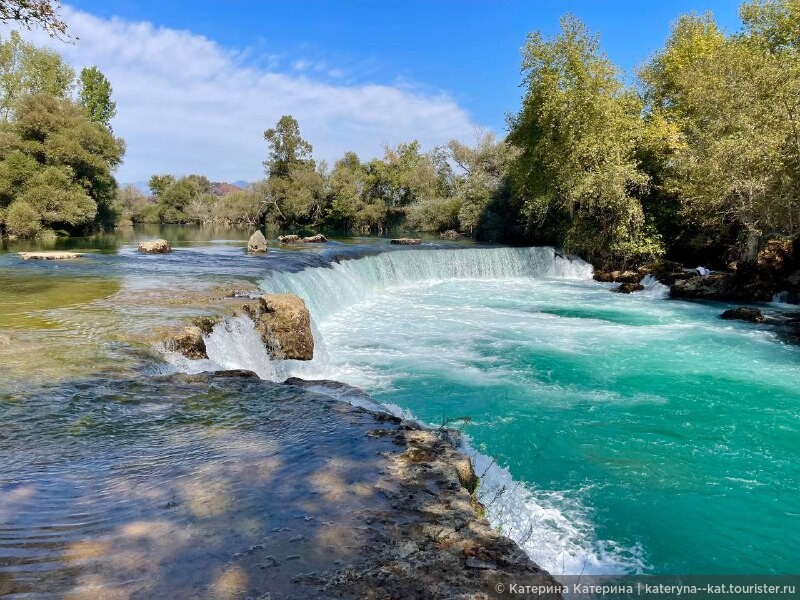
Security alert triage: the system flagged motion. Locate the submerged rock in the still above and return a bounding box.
[391,238,421,245]
[278,234,301,243]
[138,239,171,254]
[18,251,82,260]
[247,230,268,253]
[720,307,765,323]
[613,282,645,294]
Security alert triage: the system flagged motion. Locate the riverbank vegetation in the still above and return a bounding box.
[0,31,124,240]
[1,0,798,272]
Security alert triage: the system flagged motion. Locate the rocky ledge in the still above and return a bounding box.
[159,292,314,361]
[390,238,421,245]
[278,234,328,244]
[192,372,563,599]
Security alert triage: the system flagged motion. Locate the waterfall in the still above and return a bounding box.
[639,274,670,299]
[260,246,593,321]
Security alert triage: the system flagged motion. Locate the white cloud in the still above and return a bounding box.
[9,7,481,182]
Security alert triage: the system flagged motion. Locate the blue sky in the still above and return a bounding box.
[25,1,744,182]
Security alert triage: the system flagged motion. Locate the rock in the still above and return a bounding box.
[757,239,793,271]
[278,235,301,243]
[390,238,421,245]
[465,557,498,570]
[593,269,639,283]
[241,294,314,360]
[167,325,207,359]
[18,251,82,260]
[277,234,327,244]
[670,273,736,300]
[788,270,800,287]
[720,307,765,323]
[300,234,327,243]
[454,456,479,495]
[138,239,171,254]
[440,230,460,240]
[613,282,645,294]
[247,230,268,253]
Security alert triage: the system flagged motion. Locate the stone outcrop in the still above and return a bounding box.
[440,230,460,240]
[613,282,645,294]
[138,239,171,254]
[167,325,207,359]
[670,273,737,300]
[247,230,268,253]
[720,307,765,323]
[240,294,314,360]
[157,294,313,361]
[278,234,327,244]
[593,270,640,283]
[390,238,421,245]
[18,251,82,260]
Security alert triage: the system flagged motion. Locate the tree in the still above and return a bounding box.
[148,174,175,197]
[0,93,124,236]
[0,30,74,119]
[0,0,68,39]
[78,66,116,129]
[263,115,314,180]
[640,3,800,262]
[508,15,658,266]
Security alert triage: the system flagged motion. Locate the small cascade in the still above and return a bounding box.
[204,316,282,380]
[772,291,790,304]
[638,274,670,299]
[261,246,593,320]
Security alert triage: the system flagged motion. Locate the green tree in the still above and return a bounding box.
[263,115,314,180]
[641,3,800,262]
[78,66,116,129]
[508,15,658,267]
[0,30,74,119]
[148,174,175,197]
[0,93,124,236]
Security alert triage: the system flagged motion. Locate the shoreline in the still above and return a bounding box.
[182,371,564,599]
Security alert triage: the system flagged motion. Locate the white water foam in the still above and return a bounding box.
[639,274,670,299]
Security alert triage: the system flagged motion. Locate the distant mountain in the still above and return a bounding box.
[232,180,251,189]
[211,181,242,196]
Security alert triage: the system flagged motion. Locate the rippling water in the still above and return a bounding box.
[1,226,798,592]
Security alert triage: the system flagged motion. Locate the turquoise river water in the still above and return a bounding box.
[1,230,798,587]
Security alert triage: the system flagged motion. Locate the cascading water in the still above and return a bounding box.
[164,244,800,577]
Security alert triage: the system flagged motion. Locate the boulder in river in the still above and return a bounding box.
[613,282,645,294]
[138,239,171,254]
[670,273,736,300]
[247,230,268,253]
[440,230,460,240]
[720,307,765,323]
[168,325,207,358]
[240,294,314,360]
[18,251,82,260]
[593,270,639,283]
[278,234,327,244]
[391,238,421,245]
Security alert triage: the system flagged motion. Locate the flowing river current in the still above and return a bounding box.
[1,230,799,593]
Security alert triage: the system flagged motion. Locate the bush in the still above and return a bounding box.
[6,201,42,238]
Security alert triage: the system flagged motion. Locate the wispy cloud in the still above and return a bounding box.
[6,6,480,182]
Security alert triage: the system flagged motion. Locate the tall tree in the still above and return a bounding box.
[263,115,313,180]
[78,66,116,130]
[641,3,800,262]
[0,30,74,119]
[508,15,658,267]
